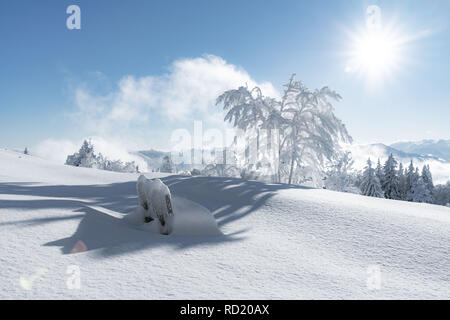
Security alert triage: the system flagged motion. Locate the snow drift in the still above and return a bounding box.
[1,148,450,299]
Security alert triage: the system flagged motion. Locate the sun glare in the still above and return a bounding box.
[355,31,398,74]
[344,5,413,83]
[346,28,403,81]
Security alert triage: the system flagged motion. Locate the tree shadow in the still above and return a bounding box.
[0,181,138,213]
[43,205,245,257]
[0,176,309,256]
[161,175,310,227]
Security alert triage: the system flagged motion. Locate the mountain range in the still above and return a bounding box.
[135,140,450,184]
[350,140,450,184]
[390,140,450,162]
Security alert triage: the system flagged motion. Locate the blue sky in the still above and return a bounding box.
[1,0,449,152]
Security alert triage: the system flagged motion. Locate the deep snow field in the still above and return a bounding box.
[1,148,449,299]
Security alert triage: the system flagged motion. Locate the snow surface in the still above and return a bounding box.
[1,148,450,299]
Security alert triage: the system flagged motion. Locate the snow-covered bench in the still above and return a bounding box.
[137,175,174,235]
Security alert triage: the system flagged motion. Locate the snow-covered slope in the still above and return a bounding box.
[1,148,450,299]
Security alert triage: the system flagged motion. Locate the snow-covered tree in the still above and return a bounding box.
[101,158,137,173]
[375,159,383,186]
[160,155,175,173]
[360,158,384,198]
[421,165,435,202]
[434,182,450,207]
[216,74,352,185]
[240,167,260,180]
[202,163,240,178]
[324,151,357,192]
[397,162,407,200]
[66,140,96,168]
[405,160,418,201]
[66,140,138,173]
[409,176,434,203]
[382,154,400,199]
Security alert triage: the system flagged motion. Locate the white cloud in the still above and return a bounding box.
[37,55,279,169]
[33,139,79,164]
[73,54,278,136]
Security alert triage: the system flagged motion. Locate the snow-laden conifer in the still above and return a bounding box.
[360,158,384,198]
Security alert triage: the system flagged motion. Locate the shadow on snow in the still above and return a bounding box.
[0,176,309,256]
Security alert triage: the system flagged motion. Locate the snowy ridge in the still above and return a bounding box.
[1,148,450,299]
[391,139,450,162]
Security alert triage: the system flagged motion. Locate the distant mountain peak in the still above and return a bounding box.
[390,139,450,162]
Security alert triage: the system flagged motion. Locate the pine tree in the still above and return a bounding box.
[160,155,175,173]
[405,160,416,197]
[397,162,407,200]
[409,176,434,203]
[375,159,383,185]
[421,165,435,203]
[65,140,137,173]
[406,164,420,201]
[434,182,450,206]
[66,140,95,167]
[382,154,400,199]
[360,158,384,198]
[24,147,28,155]
[78,140,97,168]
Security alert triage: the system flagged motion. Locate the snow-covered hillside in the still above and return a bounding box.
[1,148,450,299]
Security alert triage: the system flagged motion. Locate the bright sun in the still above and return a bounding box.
[357,32,397,72]
[350,29,401,79]
[344,5,412,83]
[346,28,402,81]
